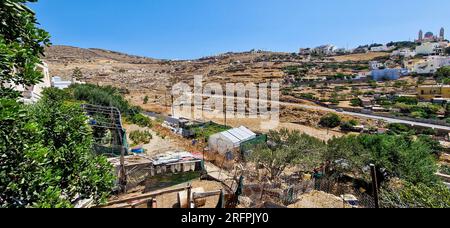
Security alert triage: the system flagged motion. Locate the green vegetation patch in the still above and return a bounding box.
[188,122,231,140]
[129,130,153,145]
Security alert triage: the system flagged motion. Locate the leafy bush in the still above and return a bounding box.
[326,134,439,185]
[129,113,153,128]
[411,111,427,119]
[188,122,231,140]
[387,41,417,49]
[340,120,358,132]
[435,66,450,81]
[350,98,362,107]
[394,96,418,105]
[419,128,438,136]
[70,84,154,127]
[440,165,450,175]
[393,81,408,89]
[394,102,442,118]
[416,135,442,155]
[319,113,341,128]
[129,130,153,145]
[296,93,317,100]
[1,88,115,208]
[381,182,450,208]
[329,98,340,105]
[70,84,141,117]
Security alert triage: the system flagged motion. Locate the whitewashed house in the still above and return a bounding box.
[311,45,338,56]
[412,56,450,74]
[391,48,416,58]
[369,61,385,70]
[52,76,85,89]
[52,77,72,89]
[415,42,442,55]
[4,62,52,104]
[370,45,394,52]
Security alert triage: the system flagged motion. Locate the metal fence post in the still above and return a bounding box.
[187,183,192,209]
[370,164,380,208]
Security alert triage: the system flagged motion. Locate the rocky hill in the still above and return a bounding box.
[44,45,160,64]
[42,45,291,97]
[42,45,388,110]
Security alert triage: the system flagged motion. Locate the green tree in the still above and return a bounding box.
[368,80,378,89]
[319,113,341,129]
[143,95,149,104]
[1,89,115,208]
[129,113,153,128]
[250,129,326,180]
[31,89,115,205]
[435,66,450,84]
[0,0,51,99]
[325,135,370,177]
[395,96,418,105]
[129,130,153,145]
[340,120,358,132]
[350,98,362,107]
[72,67,83,82]
[70,84,140,116]
[326,134,439,185]
[388,123,413,135]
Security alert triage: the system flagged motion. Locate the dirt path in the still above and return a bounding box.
[124,124,183,157]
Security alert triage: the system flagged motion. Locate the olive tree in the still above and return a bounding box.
[249,129,326,181]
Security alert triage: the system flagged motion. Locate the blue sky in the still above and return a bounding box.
[30,0,450,60]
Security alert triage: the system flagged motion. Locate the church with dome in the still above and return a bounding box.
[416,28,445,43]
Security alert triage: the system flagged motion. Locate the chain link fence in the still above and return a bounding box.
[234,163,377,208]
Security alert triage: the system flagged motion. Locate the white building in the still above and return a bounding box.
[52,77,72,89]
[412,56,450,74]
[369,61,385,70]
[355,71,371,80]
[311,45,338,56]
[299,48,311,55]
[391,48,416,58]
[370,45,395,52]
[415,42,444,55]
[5,62,52,104]
[52,76,85,89]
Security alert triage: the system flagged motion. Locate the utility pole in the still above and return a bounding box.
[224,106,227,127]
[164,90,168,113]
[223,91,227,127]
[171,94,175,117]
[370,164,380,208]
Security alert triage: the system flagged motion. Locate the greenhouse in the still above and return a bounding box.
[208,126,257,155]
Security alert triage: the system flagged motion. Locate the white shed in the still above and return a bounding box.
[208,126,256,155]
